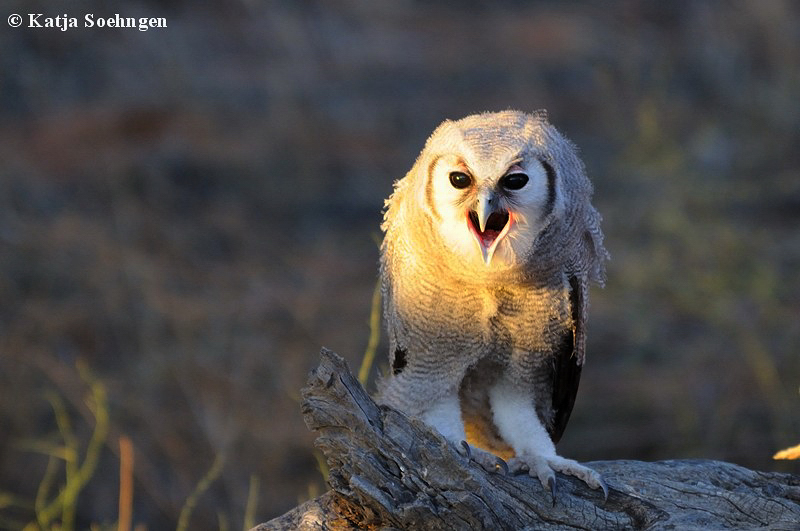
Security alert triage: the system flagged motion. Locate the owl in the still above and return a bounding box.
[376,110,609,500]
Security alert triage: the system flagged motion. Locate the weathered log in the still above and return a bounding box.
[255,348,800,530]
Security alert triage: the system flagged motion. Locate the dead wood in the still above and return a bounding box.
[255,348,800,530]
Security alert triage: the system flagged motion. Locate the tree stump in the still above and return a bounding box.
[255,348,800,530]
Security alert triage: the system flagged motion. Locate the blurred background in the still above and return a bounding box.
[1,0,798,528]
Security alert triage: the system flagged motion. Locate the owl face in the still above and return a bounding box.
[430,152,555,268]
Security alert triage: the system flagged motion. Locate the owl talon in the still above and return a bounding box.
[548,476,557,506]
[496,457,508,475]
[459,440,471,458]
[509,454,605,502]
[465,446,507,474]
[599,476,609,503]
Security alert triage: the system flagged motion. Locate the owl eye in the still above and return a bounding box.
[500,173,529,190]
[448,171,472,189]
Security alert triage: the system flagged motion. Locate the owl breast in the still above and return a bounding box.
[477,281,571,366]
[395,272,569,369]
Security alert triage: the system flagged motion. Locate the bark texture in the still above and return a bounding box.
[256,348,800,530]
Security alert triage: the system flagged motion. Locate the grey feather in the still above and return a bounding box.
[375,111,608,489]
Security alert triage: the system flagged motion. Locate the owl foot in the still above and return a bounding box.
[507,454,607,505]
[459,441,508,474]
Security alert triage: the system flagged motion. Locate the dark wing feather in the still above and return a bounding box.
[548,274,586,444]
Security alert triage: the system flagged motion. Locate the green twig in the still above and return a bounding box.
[312,449,329,483]
[176,452,226,531]
[31,362,110,531]
[34,455,60,530]
[242,475,259,531]
[358,278,382,386]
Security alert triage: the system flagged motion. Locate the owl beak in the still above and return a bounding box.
[468,192,511,265]
[475,193,493,234]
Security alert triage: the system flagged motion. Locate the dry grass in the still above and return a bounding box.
[774,444,800,460]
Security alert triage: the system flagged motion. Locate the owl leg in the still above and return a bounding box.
[418,393,509,474]
[489,380,607,503]
[420,392,467,441]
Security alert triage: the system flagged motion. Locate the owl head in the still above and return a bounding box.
[384,110,606,279]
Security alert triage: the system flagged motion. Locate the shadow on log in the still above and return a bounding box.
[256,348,800,530]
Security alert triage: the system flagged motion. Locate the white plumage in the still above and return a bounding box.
[376,110,609,497]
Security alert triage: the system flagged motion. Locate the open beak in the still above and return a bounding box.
[467,191,512,265]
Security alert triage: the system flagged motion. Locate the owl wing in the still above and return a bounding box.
[548,274,586,444]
